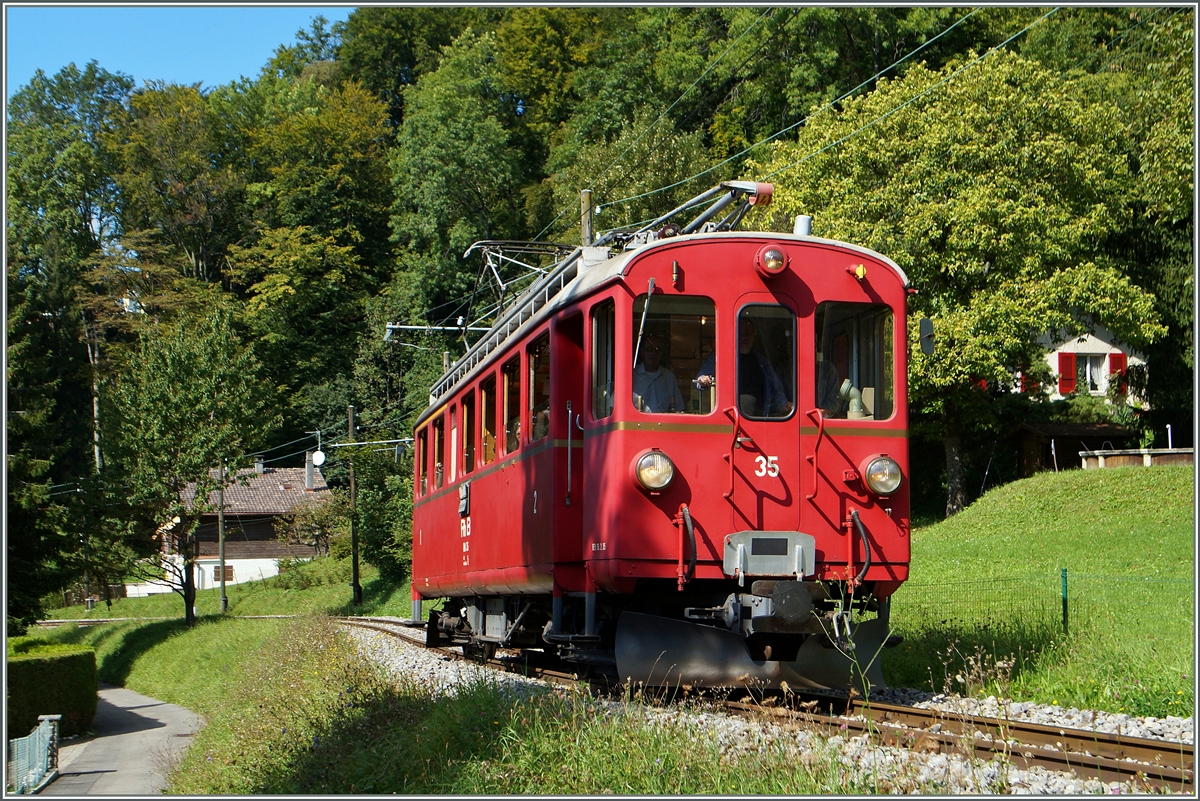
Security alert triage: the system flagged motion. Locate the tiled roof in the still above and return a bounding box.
[1018,422,1136,439]
[181,467,329,515]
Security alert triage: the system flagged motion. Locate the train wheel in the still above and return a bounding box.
[426,610,444,648]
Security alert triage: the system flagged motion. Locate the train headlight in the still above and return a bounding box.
[863,455,902,496]
[633,449,675,491]
[755,244,789,278]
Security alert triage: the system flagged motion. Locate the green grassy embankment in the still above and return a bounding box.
[37,612,882,794]
[887,465,1194,716]
[46,558,413,621]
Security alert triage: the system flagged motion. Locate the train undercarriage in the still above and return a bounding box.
[425,578,897,696]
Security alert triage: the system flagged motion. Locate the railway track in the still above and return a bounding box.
[727,700,1193,792]
[341,616,1194,792]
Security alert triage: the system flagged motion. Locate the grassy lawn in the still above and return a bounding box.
[886,465,1194,716]
[46,558,414,621]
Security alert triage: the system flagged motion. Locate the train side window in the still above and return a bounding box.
[462,393,475,474]
[633,294,716,414]
[433,416,445,489]
[416,428,428,496]
[528,333,551,441]
[502,356,521,453]
[592,300,615,419]
[481,374,497,464]
[815,302,894,421]
[735,306,796,419]
[448,404,457,483]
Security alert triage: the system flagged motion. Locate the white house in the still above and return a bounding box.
[1036,325,1145,402]
[126,458,329,597]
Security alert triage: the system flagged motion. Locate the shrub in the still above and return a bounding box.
[7,645,98,736]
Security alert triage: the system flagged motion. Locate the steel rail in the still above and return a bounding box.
[727,700,1193,792]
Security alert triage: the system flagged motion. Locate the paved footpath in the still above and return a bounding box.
[44,684,202,795]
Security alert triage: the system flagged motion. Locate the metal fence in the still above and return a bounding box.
[5,715,60,794]
[892,572,1194,638]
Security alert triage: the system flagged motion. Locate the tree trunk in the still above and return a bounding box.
[944,429,966,517]
[82,310,103,473]
[183,533,196,626]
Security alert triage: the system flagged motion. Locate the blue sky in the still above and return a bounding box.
[5,5,355,98]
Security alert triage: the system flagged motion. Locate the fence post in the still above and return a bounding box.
[1060,568,1069,636]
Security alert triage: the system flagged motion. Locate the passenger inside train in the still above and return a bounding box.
[632,334,686,413]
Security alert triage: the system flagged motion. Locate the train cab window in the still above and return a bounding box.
[481,374,498,464]
[528,333,551,441]
[631,294,715,414]
[433,416,445,489]
[592,301,615,419]
[502,357,521,453]
[416,428,428,496]
[735,306,796,419]
[461,394,475,474]
[815,302,894,420]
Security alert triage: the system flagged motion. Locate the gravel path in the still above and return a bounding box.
[345,625,1192,794]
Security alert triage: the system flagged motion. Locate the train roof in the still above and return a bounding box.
[414,231,907,427]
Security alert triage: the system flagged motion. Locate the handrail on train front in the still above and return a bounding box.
[805,407,825,501]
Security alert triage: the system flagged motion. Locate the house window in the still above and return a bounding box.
[213,565,234,582]
[1076,354,1107,394]
[529,334,551,441]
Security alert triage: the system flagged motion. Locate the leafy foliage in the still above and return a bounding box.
[111,310,279,623]
[762,51,1167,512]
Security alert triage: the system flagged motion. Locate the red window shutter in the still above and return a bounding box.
[1058,352,1076,394]
[1021,373,1038,394]
[1109,352,1127,393]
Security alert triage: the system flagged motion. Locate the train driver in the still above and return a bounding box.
[694,317,793,417]
[632,334,686,413]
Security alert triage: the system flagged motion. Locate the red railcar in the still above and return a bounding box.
[411,182,914,692]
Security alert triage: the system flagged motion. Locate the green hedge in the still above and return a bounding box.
[7,645,98,737]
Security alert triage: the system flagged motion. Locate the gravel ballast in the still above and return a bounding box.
[345,625,1192,794]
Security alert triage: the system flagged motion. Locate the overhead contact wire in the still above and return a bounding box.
[761,7,1061,180]
[597,6,984,212]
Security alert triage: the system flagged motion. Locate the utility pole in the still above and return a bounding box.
[349,405,363,605]
[218,458,228,612]
[581,188,593,246]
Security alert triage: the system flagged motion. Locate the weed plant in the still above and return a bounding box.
[888,465,1193,717]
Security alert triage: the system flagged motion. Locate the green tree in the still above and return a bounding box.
[266,14,343,81]
[274,488,349,556]
[389,31,528,321]
[6,243,93,633]
[6,62,134,630]
[1105,8,1193,445]
[111,309,279,625]
[116,82,246,284]
[227,226,368,405]
[762,51,1165,514]
[338,6,487,128]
